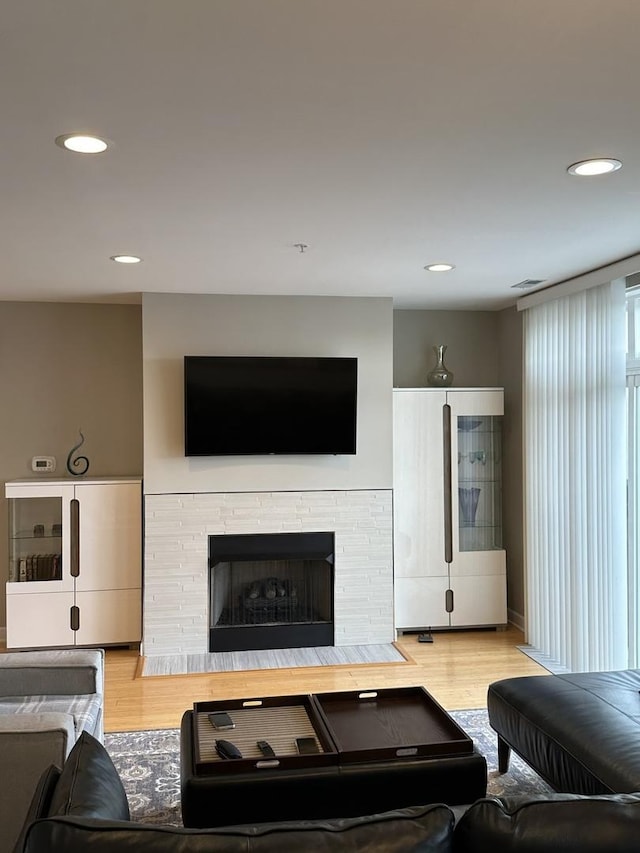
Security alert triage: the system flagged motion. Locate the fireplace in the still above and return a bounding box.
[209,531,335,652]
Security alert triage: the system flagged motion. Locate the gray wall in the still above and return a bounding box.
[0,302,143,629]
[498,307,524,624]
[142,293,394,494]
[393,310,502,387]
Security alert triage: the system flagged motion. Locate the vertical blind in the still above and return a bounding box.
[523,280,627,672]
[626,288,640,667]
[628,374,640,666]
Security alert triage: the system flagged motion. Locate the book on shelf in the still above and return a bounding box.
[15,553,62,581]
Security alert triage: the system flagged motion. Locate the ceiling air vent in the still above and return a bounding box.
[511,279,547,290]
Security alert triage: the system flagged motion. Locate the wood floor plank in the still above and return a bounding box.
[104,626,549,732]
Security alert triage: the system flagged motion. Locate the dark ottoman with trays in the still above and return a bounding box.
[180,687,487,827]
[487,669,640,794]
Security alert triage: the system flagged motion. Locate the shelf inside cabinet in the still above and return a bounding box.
[11,532,62,541]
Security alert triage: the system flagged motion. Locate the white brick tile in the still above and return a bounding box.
[144,489,394,654]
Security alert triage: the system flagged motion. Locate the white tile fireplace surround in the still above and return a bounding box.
[143,490,393,657]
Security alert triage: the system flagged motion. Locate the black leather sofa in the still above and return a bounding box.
[15,730,640,853]
[487,669,640,794]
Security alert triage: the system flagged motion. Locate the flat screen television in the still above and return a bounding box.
[184,356,358,456]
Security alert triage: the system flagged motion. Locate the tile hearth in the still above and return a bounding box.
[141,643,407,676]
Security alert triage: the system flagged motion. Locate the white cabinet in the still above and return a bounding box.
[393,388,507,633]
[5,478,142,649]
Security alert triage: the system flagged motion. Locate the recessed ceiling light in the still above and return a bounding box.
[567,158,622,176]
[55,134,108,154]
[110,255,142,264]
[424,263,455,272]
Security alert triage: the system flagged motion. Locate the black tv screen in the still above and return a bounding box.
[184,356,358,456]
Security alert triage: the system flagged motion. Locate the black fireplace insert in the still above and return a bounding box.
[209,532,335,652]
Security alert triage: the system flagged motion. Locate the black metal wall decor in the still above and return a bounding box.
[66,429,90,476]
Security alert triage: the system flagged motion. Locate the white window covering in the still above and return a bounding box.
[628,375,640,666]
[523,280,627,671]
[627,288,640,666]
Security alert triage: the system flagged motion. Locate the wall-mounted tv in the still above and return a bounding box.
[184,356,358,456]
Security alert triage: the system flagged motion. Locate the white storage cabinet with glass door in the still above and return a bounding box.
[5,478,142,649]
[393,388,507,633]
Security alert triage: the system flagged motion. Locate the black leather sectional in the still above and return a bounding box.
[16,726,640,853]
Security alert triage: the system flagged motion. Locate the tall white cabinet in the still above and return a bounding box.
[5,477,142,649]
[393,388,507,632]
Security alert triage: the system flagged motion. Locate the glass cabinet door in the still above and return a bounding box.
[456,414,503,552]
[8,496,63,583]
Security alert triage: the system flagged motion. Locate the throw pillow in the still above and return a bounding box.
[47,731,129,822]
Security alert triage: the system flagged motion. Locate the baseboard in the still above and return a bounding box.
[508,608,525,632]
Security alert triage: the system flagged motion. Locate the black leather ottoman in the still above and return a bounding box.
[180,710,487,827]
[487,669,640,794]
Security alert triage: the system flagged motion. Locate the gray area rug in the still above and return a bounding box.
[141,643,408,676]
[104,708,554,827]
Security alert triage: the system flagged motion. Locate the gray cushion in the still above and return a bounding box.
[0,715,74,853]
[0,650,104,698]
[0,695,102,738]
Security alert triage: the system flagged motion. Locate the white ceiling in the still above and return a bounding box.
[3,0,640,310]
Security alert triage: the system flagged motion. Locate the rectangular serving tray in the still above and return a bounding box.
[311,686,474,764]
[192,695,338,775]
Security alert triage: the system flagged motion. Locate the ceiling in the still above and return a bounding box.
[3,0,640,310]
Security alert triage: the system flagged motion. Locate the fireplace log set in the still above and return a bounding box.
[215,577,307,626]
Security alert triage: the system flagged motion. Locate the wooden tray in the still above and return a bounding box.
[311,686,474,764]
[192,695,338,775]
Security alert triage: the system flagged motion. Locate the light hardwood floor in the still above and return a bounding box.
[104,626,548,732]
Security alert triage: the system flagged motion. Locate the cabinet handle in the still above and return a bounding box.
[70,499,80,577]
[443,404,453,564]
[70,605,80,631]
[445,589,454,613]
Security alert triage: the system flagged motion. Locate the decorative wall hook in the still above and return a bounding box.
[66,429,90,476]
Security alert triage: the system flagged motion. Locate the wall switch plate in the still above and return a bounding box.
[31,455,56,472]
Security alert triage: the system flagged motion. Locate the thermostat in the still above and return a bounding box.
[31,456,56,472]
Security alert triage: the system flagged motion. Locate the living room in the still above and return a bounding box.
[4,286,637,848]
